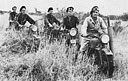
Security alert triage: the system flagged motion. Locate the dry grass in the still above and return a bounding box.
[0,14,128,81]
[0,35,101,81]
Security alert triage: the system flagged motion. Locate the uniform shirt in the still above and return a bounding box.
[45,14,60,26]
[81,16,107,36]
[63,15,79,30]
[16,13,35,25]
[9,12,17,21]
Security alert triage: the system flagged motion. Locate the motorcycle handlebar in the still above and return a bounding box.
[81,34,98,38]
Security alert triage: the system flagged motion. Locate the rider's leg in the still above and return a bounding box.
[79,37,88,54]
[77,37,88,61]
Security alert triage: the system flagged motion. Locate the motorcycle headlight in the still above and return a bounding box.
[101,34,110,43]
[69,28,77,36]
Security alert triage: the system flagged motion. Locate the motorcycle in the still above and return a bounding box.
[65,28,80,51]
[48,23,62,44]
[6,20,19,31]
[8,21,40,53]
[82,33,114,78]
[22,24,40,53]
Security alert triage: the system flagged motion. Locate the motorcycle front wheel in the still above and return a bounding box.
[107,55,114,78]
[87,48,109,77]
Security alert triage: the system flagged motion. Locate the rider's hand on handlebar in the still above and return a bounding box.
[19,24,23,27]
[98,29,108,35]
[49,23,53,27]
[9,20,13,22]
[98,29,104,34]
[81,34,87,38]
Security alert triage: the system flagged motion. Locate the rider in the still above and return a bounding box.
[16,6,39,53]
[80,6,108,53]
[9,6,17,26]
[16,6,36,31]
[44,7,60,36]
[63,6,79,30]
[63,7,79,46]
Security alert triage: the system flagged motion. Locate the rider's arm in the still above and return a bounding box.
[100,18,108,34]
[44,15,53,27]
[14,13,17,21]
[75,17,79,29]
[76,17,79,25]
[44,17,49,25]
[54,16,60,25]
[63,18,66,29]
[9,13,12,22]
[44,16,48,25]
[81,18,88,36]
[15,14,19,21]
[26,14,35,25]
[46,17,53,27]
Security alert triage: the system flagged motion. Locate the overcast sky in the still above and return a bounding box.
[0,0,128,15]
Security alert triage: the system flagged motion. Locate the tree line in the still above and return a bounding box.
[0,8,128,21]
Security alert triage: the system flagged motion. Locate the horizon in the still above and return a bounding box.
[0,0,128,15]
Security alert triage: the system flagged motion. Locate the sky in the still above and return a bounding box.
[0,0,128,15]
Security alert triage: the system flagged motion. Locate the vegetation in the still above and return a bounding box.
[0,29,102,81]
[1,8,128,21]
[108,13,128,21]
[0,8,128,81]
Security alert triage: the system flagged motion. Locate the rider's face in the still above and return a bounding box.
[68,10,73,16]
[21,8,26,14]
[49,10,53,14]
[13,8,17,12]
[92,10,99,17]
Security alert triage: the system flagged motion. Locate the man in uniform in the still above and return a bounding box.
[80,6,108,53]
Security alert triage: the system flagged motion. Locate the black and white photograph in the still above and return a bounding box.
[0,0,128,81]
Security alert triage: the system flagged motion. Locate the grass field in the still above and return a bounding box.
[0,14,128,81]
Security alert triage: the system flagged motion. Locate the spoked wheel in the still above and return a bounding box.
[97,51,109,76]
[48,35,59,44]
[87,48,109,76]
[107,55,114,78]
[48,29,61,44]
[97,51,114,78]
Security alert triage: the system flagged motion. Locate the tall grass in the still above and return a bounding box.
[110,20,128,81]
[0,14,128,81]
[0,27,105,81]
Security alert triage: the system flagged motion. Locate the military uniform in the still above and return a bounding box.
[80,16,107,51]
